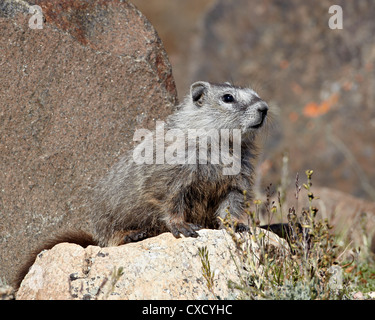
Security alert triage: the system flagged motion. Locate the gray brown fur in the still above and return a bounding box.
[91,81,269,246]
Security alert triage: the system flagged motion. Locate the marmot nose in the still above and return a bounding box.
[256,102,268,117]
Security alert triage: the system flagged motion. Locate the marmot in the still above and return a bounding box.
[16,81,271,286]
[91,81,268,246]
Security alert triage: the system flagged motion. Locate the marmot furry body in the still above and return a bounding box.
[91,81,268,246]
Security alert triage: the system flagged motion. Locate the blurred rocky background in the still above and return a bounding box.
[133,0,375,202]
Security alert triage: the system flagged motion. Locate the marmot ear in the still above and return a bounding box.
[190,81,210,107]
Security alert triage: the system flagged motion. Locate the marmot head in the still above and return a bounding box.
[173,81,269,137]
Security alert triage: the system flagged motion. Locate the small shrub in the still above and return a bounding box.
[202,170,359,299]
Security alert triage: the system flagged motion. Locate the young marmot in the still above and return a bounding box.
[16,81,270,286]
[91,81,269,246]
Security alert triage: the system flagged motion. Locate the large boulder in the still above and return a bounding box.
[0,0,177,285]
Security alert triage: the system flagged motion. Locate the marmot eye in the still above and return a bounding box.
[222,94,235,103]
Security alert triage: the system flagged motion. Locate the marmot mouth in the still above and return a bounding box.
[249,105,268,129]
[250,116,266,129]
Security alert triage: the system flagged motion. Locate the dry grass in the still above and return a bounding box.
[200,169,375,299]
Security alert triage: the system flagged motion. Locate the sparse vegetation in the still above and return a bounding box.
[101,266,124,299]
[199,169,375,300]
[198,246,216,297]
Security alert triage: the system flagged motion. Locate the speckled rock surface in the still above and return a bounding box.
[16,229,286,300]
[0,0,177,285]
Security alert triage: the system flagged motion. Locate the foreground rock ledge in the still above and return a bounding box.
[17,229,284,300]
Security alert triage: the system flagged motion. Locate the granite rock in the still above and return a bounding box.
[0,0,177,285]
[16,229,286,300]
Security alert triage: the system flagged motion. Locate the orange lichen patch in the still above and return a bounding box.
[303,102,320,117]
[303,93,339,118]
